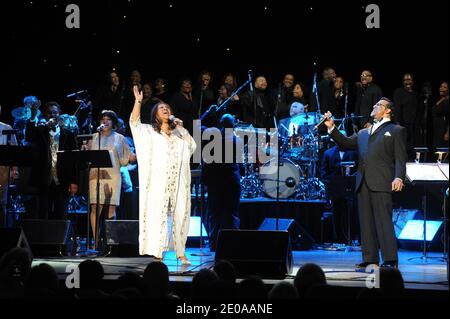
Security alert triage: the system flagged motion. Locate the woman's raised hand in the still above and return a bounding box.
[133,85,143,101]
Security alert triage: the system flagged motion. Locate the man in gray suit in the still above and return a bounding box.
[321,97,407,269]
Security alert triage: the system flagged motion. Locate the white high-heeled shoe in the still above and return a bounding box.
[178,256,191,265]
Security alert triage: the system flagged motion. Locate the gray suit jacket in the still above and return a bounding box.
[330,122,407,193]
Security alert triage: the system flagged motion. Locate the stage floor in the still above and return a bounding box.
[33,248,448,292]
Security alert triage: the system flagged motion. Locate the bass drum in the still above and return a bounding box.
[259,158,302,199]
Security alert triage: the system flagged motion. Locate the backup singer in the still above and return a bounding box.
[130,86,196,264]
[87,110,134,240]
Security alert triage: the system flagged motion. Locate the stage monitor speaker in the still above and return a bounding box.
[21,220,71,257]
[215,229,293,279]
[258,218,314,250]
[105,220,139,257]
[0,227,31,258]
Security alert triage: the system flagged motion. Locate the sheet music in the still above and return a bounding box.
[437,163,449,180]
[406,163,449,182]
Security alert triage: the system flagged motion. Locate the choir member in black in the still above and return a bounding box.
[393,73,420,154]
[321,130,359,243]
[153,78,169,102]
[272,73,295,121]
[170,79,199,135]
[333,76,346,119]
[310,67,336,113]
[140,82,161,124]
[94,70,125,119]
[201,114,241,251]
[120,70,143,120]
[217,83,241,119]
[223,73,238,91]
[355,70,383,128]
[418,82,433,147]
[291,82,308,106]
[194,71,216,118]
[241,75,274,129]
[26,102,77,220]
[432,81,449,150]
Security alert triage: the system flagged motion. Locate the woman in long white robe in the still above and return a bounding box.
[129,86,196,263]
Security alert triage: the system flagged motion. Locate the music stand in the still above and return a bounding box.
[326,170,356,249]
[0,145,34,226]
[406,162,449,263]
[57,150,112,256]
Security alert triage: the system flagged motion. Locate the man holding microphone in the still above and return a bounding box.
[319,97,407,270]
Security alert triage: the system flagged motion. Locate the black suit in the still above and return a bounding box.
[330,121,407,263]
[321,146,358,182]
[26,122,77,219]
[201,129,241,251]
[321,146,359,242]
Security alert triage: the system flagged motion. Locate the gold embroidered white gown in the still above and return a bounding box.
[130,116,196,258]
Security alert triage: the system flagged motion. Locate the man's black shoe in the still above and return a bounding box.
[355,261,379,272]
[380,261,398,269]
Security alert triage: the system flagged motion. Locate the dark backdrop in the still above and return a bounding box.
[0,0,448,123]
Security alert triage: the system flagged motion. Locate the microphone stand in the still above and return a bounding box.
[313,73,321,115]
[94,129,102,252]
[338,84,349,132]
[198,88,204,119]
[274,83,282,120]
[200,78,251,121]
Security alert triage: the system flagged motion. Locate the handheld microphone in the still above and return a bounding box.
[67,90,87,98]
[169,115,175,122]
[315,114,331,129]
[97,124,106,132]
[248,70,253,92]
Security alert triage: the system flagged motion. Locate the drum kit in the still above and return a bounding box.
[236,112,327,201]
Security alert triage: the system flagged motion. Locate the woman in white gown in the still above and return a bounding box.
[130,85,196,264]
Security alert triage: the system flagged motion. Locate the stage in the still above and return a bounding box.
[33,248,448,298]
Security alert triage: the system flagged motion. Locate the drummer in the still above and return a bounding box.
[278,101,311,139]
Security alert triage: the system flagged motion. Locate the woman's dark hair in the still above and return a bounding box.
[220,83,233,97]
[150,102,176,133]
[222,73,237,89]
[179,78,192,90]
[99,109,119,129]
[293,82,306,93]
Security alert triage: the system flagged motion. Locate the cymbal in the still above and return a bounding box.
[11,107,41,120]
[234,126,268,135]
[290,112,320,126]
